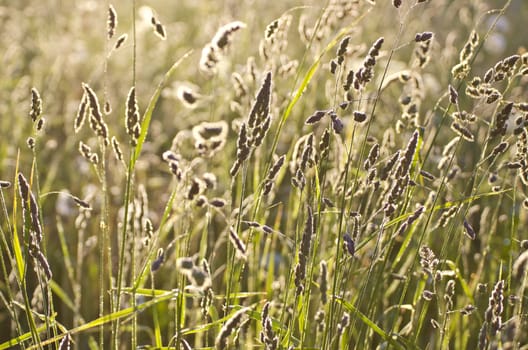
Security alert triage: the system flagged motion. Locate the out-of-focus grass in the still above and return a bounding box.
[0,1,527,349]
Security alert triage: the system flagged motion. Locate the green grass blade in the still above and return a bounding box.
[12,156,25,281]
[132,50,193,167]
[21,290,179,349]
[0,324,48,350]
[335,296,408,350]
[49,280,75,312]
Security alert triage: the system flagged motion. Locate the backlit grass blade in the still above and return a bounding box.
[19,290,179,350]
[335,296,410,350]
[132,50,193,167]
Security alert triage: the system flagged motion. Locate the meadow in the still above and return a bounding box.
[0,0,527,349]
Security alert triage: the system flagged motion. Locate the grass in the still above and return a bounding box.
[0,0,528,349]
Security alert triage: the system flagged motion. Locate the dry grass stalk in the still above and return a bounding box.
[4,2,528,349]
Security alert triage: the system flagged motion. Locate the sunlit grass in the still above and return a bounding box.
[0,1,527,349]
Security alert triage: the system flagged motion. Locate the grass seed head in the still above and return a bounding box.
[463,219,476,240]
[111,136,123,162]
[0,180,11,188]
[229,227,247,261]
[248,71,272,129]
[29,87,42,122]
[213,21,246,50]
[331,112,344,133]
[36,250,52,281]
[319,260,328,305]
[305,110,327,125]
[343,232,355,256]
[114,33,127,50]
[125,86,140,146]
[74,93,88,133]
[107,4,117,39]
[82,83,109,144]
[215,307,249,350]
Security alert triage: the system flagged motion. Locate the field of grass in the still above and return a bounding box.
[0,0,527,349]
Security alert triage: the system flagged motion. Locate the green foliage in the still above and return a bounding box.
[0,0,527,349]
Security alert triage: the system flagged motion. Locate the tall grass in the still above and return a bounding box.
[1,0,528,349]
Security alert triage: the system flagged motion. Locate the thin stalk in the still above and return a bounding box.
[15,157,42,348]
[0,190,25,344]
[225,161,249,317]
[277,183,304,339]
[131,204,137,349]
[323,123,357,348]
[114,148,135,349]
[21,276,42,349]
[285,189,305,349]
